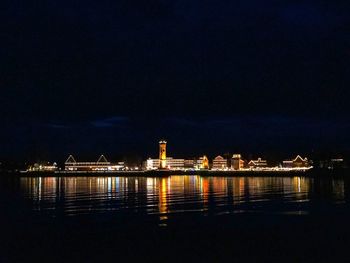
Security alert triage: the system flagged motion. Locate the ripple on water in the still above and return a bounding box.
[19,175,348,218]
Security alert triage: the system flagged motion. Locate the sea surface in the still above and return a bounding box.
[1,174,350,262]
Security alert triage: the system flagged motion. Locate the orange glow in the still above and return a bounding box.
[202,155,209,169]
[158,178,168,217]
[159,140,167,169]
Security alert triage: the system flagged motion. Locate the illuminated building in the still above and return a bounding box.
[282,155,309,168]
[144,140,186,170]
[152,155,212,170]
[64,155,125,171]
[145,158,154,170]
[248,158,267,169]
[184,159,195,168]
[159,140,167,169]
[182,156,210,170]
[27,162,58,172]
[212,155,228,170]
[194,155,209,170]
[164,158,184,170]
[232,154,245,170]
[194,158,203,169]
[202,155,209,169]
[145,157,185,170]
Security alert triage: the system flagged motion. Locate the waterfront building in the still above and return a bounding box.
[166,158,185,170]
[212,155,228,170]
[145,157,185,170]
[248,158,268,169]
[202,155,209,169]
[159,140,167,169]
[27,162,58,172]
[194,157,203,170]
[145,158,155,170]
[282,155,309,168]
[193,155,209,170]
[231,154,245,170]
[144,140,185,170]
[184,159,195,168]
[64,155,124,171]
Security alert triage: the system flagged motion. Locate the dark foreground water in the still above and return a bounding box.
[1,174,350,262]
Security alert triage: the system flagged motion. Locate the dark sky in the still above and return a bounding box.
[1,1,350,162]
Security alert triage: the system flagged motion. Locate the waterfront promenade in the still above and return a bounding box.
[10,168,347,178]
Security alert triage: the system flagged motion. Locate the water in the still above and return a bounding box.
[2,175,350,262]
[17,176,349,219]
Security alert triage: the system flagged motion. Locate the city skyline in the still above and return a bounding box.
[24,140,317,172]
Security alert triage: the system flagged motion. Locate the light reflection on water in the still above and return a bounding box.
[19,176,347,219]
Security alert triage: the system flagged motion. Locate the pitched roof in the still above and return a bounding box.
[283,155,308,162]
[214,155,225,160]
[249,158,267,165]
[97,155,108,163]
[65,155,76,164]
[293,155,307,162]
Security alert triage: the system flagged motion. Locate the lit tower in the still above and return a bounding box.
[159,140,167,169]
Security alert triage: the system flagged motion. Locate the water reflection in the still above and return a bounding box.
[19,176,348,220]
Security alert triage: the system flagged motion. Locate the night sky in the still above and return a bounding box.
[1,1,350,162]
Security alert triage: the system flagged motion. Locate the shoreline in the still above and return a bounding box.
[2,168,347,177]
